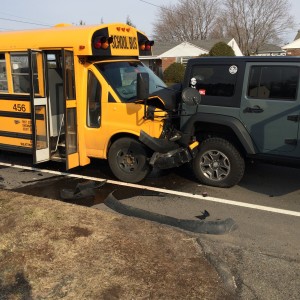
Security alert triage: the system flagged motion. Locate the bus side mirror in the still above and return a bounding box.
[137,72,149,100]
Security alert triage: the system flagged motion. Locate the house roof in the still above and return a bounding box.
[157,42,207,58]
[294,30,300,41]
[189,38,232,51]
[280,30,300,50]
[256,43,284,53]
[152,41,178,56]
[152,38,232,56]
[282,38,300,49]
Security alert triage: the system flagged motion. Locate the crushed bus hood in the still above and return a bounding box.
[148,83,182,111]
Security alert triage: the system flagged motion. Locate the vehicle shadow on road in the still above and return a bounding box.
[147,162,300,198]
[239,161,300,196]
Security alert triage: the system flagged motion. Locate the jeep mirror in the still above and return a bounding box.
[136,72,149,100]
[182,87,201,106]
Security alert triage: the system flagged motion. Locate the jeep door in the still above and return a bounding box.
[240,63,300,154]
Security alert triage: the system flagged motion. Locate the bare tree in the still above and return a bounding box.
[153,0,220,41]
[73,20,86,26]
[220,0,295,55]
[126,16,136,28]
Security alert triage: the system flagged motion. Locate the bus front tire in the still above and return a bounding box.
[108,137,151,183]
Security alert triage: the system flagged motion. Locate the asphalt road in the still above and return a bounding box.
[0,151,299,299]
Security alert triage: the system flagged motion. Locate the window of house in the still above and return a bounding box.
[190,64,237,97]
[0,54,8,92]
[247,66,299,100]
[87,71,101,128]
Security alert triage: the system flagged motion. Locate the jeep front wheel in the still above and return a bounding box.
[192,138,245,188]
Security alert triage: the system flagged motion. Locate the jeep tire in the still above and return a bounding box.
[192,137,245,188]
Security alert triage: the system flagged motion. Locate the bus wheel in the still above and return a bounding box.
[108,137,151,183]
[192,137,245,188]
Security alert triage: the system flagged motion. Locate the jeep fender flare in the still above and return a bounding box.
[180,113,257,155]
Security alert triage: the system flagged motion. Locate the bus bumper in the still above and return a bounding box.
[139,130,198,169]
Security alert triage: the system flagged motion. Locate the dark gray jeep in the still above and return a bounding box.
[180,56,300,187]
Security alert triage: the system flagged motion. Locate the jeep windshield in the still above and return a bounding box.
[95,61,167,102]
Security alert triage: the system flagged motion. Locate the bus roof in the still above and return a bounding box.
[0,23,153,57]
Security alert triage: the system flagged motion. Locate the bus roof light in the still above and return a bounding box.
[94,38,102,49]
[139,43,146,51]
[94,36,113,50]
[139,40,154,51]
[145,40,154,51]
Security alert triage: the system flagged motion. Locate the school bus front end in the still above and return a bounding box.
[0,23,197,183]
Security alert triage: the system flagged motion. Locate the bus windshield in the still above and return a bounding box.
[96,61,167,102]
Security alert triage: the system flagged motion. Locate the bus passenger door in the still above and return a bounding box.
[28,49,50,164]
[62,49,79,170]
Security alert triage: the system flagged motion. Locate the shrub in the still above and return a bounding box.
[163,62,185,83]
[209,42,235,56]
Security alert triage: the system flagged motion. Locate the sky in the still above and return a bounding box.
[1,0,300,44]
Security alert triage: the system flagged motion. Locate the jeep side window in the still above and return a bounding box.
[190,65,237,97]
[248,66,299,100]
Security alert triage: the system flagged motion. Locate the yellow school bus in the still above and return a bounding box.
[0,23,198,182]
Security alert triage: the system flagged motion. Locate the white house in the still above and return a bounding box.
[282,38,300,56]
[140,38,243,76]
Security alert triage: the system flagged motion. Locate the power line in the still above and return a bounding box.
[138,0,165,9]
[0,11,48,24]
[138,0,181,14]
[0,16,51,27]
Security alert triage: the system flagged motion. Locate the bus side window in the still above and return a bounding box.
[64,52,76,100]
[10,53,39,94]
[0,54,8,92]
[87,70,101,128]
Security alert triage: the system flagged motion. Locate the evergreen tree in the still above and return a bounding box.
[209,42,235,56]
[163,62,185,83]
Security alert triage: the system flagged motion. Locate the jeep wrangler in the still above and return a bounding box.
[180,56,300,187]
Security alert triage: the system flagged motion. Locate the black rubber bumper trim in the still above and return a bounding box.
[139,130,179,153]
[103,191,238,235]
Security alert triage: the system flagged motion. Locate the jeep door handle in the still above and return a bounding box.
[243,105,264,113]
